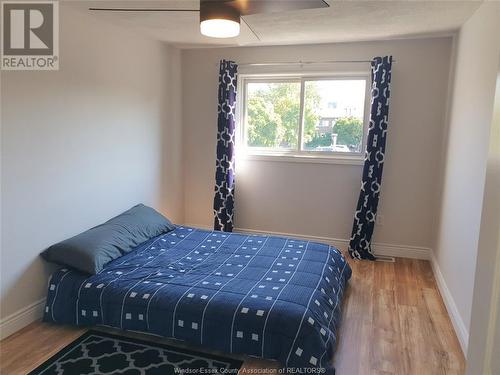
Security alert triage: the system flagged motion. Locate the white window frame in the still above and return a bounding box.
[237,72,371,165]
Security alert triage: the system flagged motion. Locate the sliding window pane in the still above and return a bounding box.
[246,81,301,150]
[303,80,366,153]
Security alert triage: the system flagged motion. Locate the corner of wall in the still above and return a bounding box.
[430,250,469,354]
[427,31,470,355]
[432,31,459,256]
[160,43,186,224]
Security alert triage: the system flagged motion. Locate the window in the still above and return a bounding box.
[240,75,370,162]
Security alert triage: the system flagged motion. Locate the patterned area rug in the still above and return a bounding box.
[28,330,243,375]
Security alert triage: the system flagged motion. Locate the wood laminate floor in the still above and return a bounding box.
[0,257,465,375]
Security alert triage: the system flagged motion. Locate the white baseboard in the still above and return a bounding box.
[0,298,46,340]
[182,223,431,260]
[430,250,469,354]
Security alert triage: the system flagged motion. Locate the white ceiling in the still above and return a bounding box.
[71,0,482,48]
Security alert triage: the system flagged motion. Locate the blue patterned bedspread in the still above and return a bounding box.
[44,227,351,373]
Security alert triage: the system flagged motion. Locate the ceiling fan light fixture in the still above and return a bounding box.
[200,0,241,38]
[200,19,240,38]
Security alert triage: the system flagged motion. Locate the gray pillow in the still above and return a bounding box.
[41,204,175,274]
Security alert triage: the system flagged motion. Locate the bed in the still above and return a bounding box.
[44,226,351,373]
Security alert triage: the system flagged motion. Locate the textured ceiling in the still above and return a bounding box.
[70,0,482,48]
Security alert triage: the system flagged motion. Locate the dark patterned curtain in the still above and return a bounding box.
[349,56,393,260]
[213,60,238,232]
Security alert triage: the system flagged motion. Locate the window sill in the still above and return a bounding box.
[240,153,365,166]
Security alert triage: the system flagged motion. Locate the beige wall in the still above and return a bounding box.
[491,71,500,373]
[434,2,500,354]
[466,64,500,375]
[181,38,452,249]
[0,4,182,323]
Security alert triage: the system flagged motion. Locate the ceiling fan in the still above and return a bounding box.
[89,0,330,39]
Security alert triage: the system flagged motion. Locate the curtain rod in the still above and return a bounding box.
[235,59,396,67]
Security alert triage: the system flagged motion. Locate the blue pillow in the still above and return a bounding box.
[41,204,175,274]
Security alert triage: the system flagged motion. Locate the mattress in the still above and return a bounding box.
[44,226,351,373]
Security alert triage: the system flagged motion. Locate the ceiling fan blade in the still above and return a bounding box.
[89,0,329,15]
[88,8,199,12]
[227,0,329,15]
